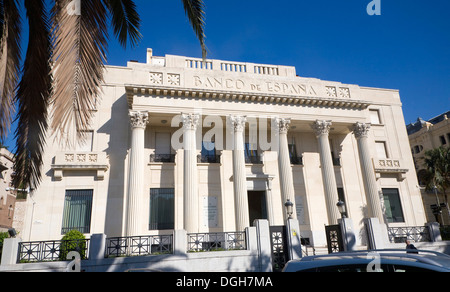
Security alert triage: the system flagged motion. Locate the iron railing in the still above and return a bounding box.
[245,156,262,164]
[387,226,431,243]
[150,154,176,163]
[290,156,303,165]
[18,239,90,263]
[197,154,221,163]
[105,235,173,257]
[187,232,246,252]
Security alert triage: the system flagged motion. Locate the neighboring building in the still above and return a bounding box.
[20,49,426,249]
[407,111,450,225]
[0,148,15,232]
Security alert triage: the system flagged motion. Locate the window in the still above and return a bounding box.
[62,190,93,234]
[439,135,447,145]
[375,141,388,159]
[244,142,261,164]
[149,188,174,230]
[76,131,93,152]
[155,132,172,155]
[382,188,405,223]
[369,110,381,125]
[200,140,219,163]
[288,138,302,165]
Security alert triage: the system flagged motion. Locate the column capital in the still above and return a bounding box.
[311,120,332,137]
[228,115,247,132]
[274,118,291,134]
[129,110,149,129]
[354,122,371,139]
[181,113,200,131]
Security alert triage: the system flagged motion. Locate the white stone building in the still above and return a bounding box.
[20,50,427,248]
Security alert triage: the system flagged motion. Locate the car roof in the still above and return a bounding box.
[284,249,450,271]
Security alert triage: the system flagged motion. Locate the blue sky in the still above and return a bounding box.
[3,0,450,149]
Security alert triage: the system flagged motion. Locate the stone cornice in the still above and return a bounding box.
[125,84,371,110]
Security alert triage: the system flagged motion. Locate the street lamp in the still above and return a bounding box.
[337,200,347,219]
[285,199,294,219]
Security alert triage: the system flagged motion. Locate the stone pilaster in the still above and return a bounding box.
[182,113,200,233]
[229,115,250,231]
[354,122,384,222]
[274,118,296,220]
[311,120,340,225]
[126,111,149,237]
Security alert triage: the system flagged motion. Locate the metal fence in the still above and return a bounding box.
[187,232,246,252]
[18,239,90,263]
[387,226,431,243]
[105,235,173,257]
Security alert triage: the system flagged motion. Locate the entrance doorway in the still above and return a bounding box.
[248,191,267,226]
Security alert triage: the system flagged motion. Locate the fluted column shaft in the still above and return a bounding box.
[354,122,384,222]
[126,111,149,237]
[312,120,340,225]
[182,113,200,234]
[275,118,297,220]
[229,115,250,231]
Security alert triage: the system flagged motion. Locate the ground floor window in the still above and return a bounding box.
[61,189,93,234]
[149,188,174,230]
[382,188,405,223]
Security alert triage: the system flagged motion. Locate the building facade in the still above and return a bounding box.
[19,50,427,248]
[0,148,15,232]
[407,111,450,224]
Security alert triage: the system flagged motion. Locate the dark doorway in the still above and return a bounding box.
[248,191,267,226]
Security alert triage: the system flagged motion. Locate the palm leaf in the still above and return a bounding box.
[182,0,207,59]
[106,0,142,48]
[0,0,21,141]
[13,0,52,189]
[51,0,108,145]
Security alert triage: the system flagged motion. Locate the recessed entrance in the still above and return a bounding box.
[248,191,268,226]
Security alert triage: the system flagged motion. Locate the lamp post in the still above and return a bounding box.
[336,200,347,219]
[285,199,294,220]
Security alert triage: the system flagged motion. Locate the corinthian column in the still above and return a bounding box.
[354,122,384,221]
[126,110,149,237]
[311,120,340,225]
[229,115,249,231]
[182,113,200,234]
[274,118,296,220]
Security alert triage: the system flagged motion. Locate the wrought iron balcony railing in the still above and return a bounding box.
[187,232,246,252]
[387,226,431,243]
[106,235,173,257]
[197,154,221,163]
[18,239,90,263]
[150,154,176,163]
[290,156,303,165]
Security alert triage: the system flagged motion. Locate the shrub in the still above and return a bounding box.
[59,230,87,261]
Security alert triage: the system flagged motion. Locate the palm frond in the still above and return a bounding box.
[106,0,142,48]
[0,0,21,140]
[51,0,108,145]
[181,0,207,59]
[13,0,52,189]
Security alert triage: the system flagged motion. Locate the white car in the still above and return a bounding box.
[283,249,450,272]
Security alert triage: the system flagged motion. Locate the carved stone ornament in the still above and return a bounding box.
[228,115,247,132]
[274,118,291,134]
[129,111,149,129]
[181,113,200,131]
[354,122,371,139]
[311,120,332,137]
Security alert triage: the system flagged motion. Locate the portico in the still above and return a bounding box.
[18,50,426,250]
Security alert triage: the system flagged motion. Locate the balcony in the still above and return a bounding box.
[150,154,176,163]
[197,154,221,164]
[51,152,109,181]
[372,158,408,181]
